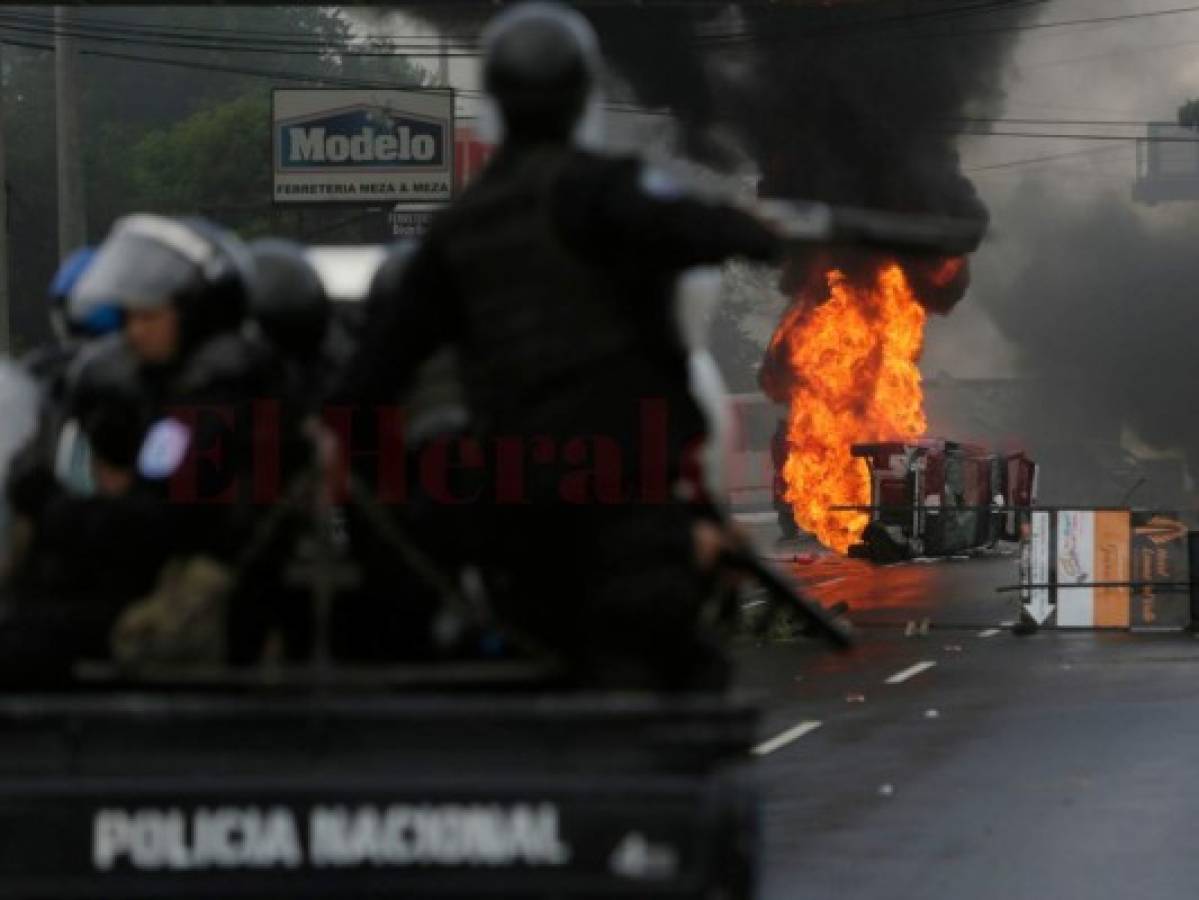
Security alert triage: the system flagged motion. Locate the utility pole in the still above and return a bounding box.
[438,22,450,88]
[438,29,450,88]
[0,43,10,353]
[55,5,86,260]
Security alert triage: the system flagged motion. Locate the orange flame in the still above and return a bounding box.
[770,261,928,553]
[930,255,965,288]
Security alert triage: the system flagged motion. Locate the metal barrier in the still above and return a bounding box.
[996,508,1192,631]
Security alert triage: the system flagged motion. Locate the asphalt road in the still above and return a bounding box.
[738,526,1199,900]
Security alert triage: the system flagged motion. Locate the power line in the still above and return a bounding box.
[0,33,668,118]
[87,0,1046,45]
[965,144,1132,172]
[949,116,1175,128]
[31,1,1199,57]
[695,0,1199,46]
[0,16,487,58]
[912,2,1199,39]
[0,10,449,47]
[0,10,352,46]
[0,0,1052,59]
[698,0,1199,45]
[8,28,1194,141]
[975,171,1133,182]
[702,0,1048,45]
[20,0,1169,66]
[1001,100,1156,117]
[0,35,425,89]
[1014,33,1199,70]
[0,0,1111,78]
[956,130,1199,142]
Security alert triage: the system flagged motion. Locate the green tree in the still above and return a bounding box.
[2,5,428,348]
[111,89,383,243]
[123,91,277,232]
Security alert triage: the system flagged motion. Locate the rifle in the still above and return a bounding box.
[758,200,986,257]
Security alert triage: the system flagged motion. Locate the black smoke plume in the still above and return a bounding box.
[406,2,1038,389]
[412,1,1035,304]
[719,0,1034,327]
[411,2,1035,223]
[978,185,1199,506]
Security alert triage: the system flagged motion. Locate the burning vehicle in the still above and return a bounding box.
[757,251,1040,562]
[848,439,1038,562]
[767,418,1039,560]
[760,255,951,555]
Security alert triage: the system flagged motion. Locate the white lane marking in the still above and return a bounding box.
[752,720,823,756]
[999,620,1015,627]
[885,661,937,684]
[742,599,767,610]
[977,628,1001,638]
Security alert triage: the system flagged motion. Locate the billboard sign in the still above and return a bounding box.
[273,89,454,205]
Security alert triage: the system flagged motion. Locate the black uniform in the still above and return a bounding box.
[138,329,314,663]
[340,143,781,688]
[1,343,170,682]
[1,215,317,678]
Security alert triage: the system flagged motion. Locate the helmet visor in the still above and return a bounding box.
[70,215,215,319]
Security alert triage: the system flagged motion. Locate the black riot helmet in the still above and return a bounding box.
[70,214,251,356]
[64,339,148,469]
[246,238,331,361]
[482,2,602,144]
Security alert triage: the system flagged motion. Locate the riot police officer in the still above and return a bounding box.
[62,215,309,665]
[70,215,311,556]
[246,238,333,404]
[17,247,125,494]
[0,344,170,682]
[338,2,786,689]
[0,244,164,681]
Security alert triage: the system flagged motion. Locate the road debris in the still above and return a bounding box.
[904,618,932,637]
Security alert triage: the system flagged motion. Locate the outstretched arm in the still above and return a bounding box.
[553,157,784,272]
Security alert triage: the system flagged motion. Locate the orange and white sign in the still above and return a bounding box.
[1093,511,1131,627]
[1055,511,1131,628]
